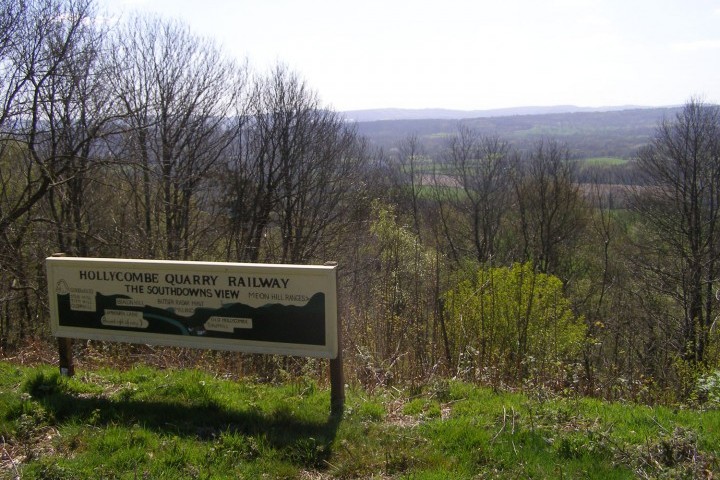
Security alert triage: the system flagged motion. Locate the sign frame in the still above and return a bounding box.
[46,256,339,359]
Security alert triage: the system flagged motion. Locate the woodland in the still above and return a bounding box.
[2,0,720,406]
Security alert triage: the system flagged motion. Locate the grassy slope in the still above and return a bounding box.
[0,361,717,479]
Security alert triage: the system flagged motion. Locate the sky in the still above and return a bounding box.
[99,0,720,112]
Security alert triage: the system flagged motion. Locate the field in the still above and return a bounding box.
[581,157,629,166]
[1,361,718,478]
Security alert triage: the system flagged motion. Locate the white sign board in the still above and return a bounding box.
[46,257,338,358]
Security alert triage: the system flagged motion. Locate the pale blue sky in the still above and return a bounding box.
[101,0,720,111]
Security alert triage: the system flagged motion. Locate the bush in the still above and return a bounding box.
[697,370,720,407]
[445,262,586,384]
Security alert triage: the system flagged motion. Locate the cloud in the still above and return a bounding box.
[672,39,720,52]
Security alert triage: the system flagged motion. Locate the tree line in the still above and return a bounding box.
[1,0,719,403]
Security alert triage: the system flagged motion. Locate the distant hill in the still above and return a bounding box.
[350,106,683,159]
[342,105,655,122]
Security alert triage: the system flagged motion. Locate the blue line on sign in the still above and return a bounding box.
[143,312,190,335]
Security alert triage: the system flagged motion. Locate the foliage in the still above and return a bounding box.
[445,262,586,383]
[697,370,720,407]
[347,201,441,385]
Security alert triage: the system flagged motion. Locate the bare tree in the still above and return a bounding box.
[512,139,586,275]
[391,134,425,239]
[0,0,24,131]
[40,3,117,257]
[0,0,99,238]
[0,0,102,340]
[108,15,248,259]
[445,126,512,263]
[222,65,367,264]
[630,100,720,365]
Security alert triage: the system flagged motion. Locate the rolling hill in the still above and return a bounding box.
[349,106,682,159]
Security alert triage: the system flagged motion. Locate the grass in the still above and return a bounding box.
[1,361,718,478]
[581,156,629,166]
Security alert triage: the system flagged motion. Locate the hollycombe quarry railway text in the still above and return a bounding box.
[78,269,291,289]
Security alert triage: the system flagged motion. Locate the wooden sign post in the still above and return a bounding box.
[325,262,344,415]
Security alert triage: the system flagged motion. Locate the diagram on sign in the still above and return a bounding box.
[54,288,327,345]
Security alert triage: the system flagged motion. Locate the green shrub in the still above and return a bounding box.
[697,370,720,407]
[445,261,586,383]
